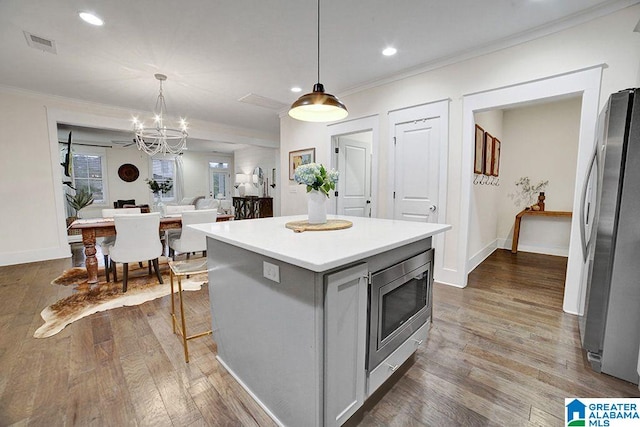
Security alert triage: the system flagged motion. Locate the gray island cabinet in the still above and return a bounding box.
[191,215,450,426]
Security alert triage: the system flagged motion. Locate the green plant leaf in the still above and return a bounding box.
[66,189,94,213]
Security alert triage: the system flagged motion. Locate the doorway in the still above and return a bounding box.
[392,118,440,222]
[468,96,582,282]
[209,159,232,199]
[333,131,372,217]
[328,115,379,218]
[388,100,451,285]
[460,66,604,314]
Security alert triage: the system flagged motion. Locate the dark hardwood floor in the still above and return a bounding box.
[1,248,638,426]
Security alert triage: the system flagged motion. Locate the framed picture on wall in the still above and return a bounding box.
[474,125,485,174]
[491,137,501,176]
[484,132,494,175]
[289,148,315,180]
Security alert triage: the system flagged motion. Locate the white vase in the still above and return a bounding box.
[307,189,327,224]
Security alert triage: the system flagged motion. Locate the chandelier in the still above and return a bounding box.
[133,73,188,155]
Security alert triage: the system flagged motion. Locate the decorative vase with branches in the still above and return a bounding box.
[146,178,173,213]
[146,178,173,197]
[508,176,549,208]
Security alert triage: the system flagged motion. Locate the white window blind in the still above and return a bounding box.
[73,152,106,204]
[152,158,175,201]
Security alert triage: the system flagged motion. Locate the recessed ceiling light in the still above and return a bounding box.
[78,12,104,26]
[291,87,302,93]
[382,47,397,56]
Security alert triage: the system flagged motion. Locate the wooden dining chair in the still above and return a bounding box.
[113,199,136,209]
[100,207,141,282]
[168,209,217,259]
[105,213,164,292]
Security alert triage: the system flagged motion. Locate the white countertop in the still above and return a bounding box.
[190,215,451,272]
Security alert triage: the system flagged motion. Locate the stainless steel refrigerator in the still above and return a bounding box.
[579,88,640,384]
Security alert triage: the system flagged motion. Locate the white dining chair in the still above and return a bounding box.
[168,209,217,259]
[100,207,141,282]
[164,205,196,244]
[106,212,164,292]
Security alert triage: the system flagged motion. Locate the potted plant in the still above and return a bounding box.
[146,178,173,212]
[293,163,339,224]
[146,178,173,197]
[66,188,94,219]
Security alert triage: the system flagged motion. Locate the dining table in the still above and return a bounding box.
[70,213,234,284]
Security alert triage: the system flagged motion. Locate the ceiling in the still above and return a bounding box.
[1,0,637,151]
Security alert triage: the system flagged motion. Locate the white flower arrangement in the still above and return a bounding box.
[293,163,339,197]
[508,176,549,208]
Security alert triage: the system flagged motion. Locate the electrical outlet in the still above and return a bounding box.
[263,261,280,283]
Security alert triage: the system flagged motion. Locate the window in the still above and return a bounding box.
[209,161,230,198]
[152,158,175,201]
[73,150,107,204]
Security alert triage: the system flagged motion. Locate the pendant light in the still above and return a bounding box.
[288,0,348,122]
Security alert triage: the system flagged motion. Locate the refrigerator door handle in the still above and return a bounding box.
[580,146,600,262]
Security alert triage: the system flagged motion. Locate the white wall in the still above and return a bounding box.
[279,6,640,286]
[468,110,503,270]
[280,121,328,215]
[0,86,277,266]
[497,97,582,256]
[74,147,234,219]
[77,145,153,218]
[234,146,280,216]
[181,151,233,201]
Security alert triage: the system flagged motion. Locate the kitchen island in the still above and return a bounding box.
[191,215,450,426]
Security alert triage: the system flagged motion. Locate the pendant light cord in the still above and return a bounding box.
[317,0,320,84]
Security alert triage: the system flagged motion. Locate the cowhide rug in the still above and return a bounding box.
[34,258,208,338]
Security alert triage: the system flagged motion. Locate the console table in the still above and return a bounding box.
[232,196,273,220]
[511,209,572,253]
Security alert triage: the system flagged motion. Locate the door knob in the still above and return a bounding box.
[429,205,437,212]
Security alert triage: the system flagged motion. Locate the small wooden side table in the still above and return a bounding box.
[169,258,212,362]
[511,209,572,253]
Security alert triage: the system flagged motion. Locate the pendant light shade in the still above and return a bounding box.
[289,83,348,122]
[289,0,347,122]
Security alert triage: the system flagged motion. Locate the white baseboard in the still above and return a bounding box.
[467,239,498,274]
[0,246,70,267]
[434,267,459,287]
[216,355,285,427]
[434,278,465,288]
[497,238,568,257]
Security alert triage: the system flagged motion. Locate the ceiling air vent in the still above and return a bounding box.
[23,31,57,54]
[238,93,287,111]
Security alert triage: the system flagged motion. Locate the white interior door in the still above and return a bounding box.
[393,119,440,222]
[336,135,372,217]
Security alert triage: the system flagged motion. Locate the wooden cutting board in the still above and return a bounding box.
[285,219,353,233]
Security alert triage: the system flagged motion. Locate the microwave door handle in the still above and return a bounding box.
[414,270,428,281]
[580,147,599,262]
